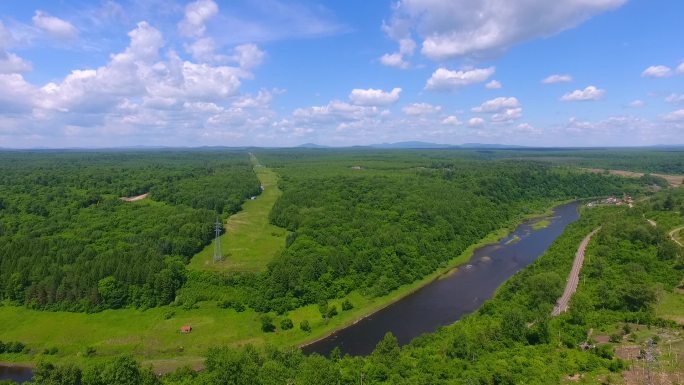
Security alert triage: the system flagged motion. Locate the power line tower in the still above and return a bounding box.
[213,216,223,263]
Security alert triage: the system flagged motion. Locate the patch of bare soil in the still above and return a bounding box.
[120,193,149,202]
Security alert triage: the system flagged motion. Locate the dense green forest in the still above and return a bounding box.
[0,150,658,314]
[233,151,653,312]
[25,187,684,385]
[0,151,260,311]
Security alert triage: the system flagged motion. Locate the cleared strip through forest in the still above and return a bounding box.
[552,227,601,316]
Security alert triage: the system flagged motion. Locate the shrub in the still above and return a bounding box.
[280,318,294,330]
[341,299,353,311]
[261,315,276,333]
[300,320,311,332]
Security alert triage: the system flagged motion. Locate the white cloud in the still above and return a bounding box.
[293,100,381,121]
[560,86,605,101]
[542,74,572,84]
[441,116,462,125]
[349,87,401,106]
[0,52,32,74]
[663,109,684,122]
[491,107,522,122]
[641,65,673,78]
[32,11,78,40]
[0,74,38,113]
[628,100,644,108]
[516,123,541,134]
[485,80,502,89]
[468,117,485,127]
[402,102,442,115]
[232,90,274,109]
[383,0,625,61]
[678,62,684,74]
[425,67,495,91]
[380,53,408,69]
[178,0,219,37]
[379,38,416,69]
[665,94,684,104]
[472,97,520,112]
[232,44,265,69]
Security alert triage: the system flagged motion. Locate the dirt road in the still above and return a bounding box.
[552,227,601,316]
[120,192,149,202]
[669,226,684,247]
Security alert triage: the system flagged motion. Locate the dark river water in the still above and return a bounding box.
[0,365,33,383]
[303,201,580,356]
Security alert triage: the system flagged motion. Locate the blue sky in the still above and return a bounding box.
[0,0,683,148]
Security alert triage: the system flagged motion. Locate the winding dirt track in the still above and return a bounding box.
[552,227,601,316]
[669,226,684,247]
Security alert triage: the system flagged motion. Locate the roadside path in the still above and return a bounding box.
[669,226,684,247]
[552,227,601,316]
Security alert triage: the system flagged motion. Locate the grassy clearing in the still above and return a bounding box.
[656,290,684,325]
[188,164,287,273]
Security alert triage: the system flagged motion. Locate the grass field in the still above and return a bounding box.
[187,162,287,272]
[0,198,571,371]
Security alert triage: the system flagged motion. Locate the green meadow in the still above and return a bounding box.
[187,164,287,273]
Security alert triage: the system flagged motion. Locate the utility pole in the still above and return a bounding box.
[213,216,223,263]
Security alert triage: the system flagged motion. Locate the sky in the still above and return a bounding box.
[0,0,683,148]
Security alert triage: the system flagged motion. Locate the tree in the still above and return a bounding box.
[261,315,276,333]
[280,318,293,330]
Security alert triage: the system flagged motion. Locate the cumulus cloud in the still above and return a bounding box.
[641,65,673,78]
[472,97,520,112]
[491,107,522,122]
[379,38,416,69]
[628,100,644,108]
[402,102,442,115]
[425,67,495,91]
[468,117,485,127]
[178,0,219,37]
[542,74,572,84]
[665,94,684,104]
[678,62,684,74]
[32,11,78,40]
[349,87,401,106]
[383,0,625,61]
[233,44,265,69]
[516,123,541,135]
[663,109,684,122]
[560,86,605,101]
[485,80,502,89]
[293,100,381,121]
[442,115,462,125]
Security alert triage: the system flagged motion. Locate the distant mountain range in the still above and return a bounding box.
[297,141,527,149]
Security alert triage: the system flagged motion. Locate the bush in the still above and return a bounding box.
[300,320,311,332]
[326,305,338,319]
[163,311,176,320]
[261,315,276,333]
[280,318,294,330]
[341,299,353,311]
[84,346,96,357]
[42,347,59,355]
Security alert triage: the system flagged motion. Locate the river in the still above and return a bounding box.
[0,364,33,383]
[302,201,580,356]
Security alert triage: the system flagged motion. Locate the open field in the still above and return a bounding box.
[0,200,565,372]
[583,168,684,187]
[187,163,287,272]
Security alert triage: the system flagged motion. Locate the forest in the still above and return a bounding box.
[21,184,684,384]
[174,151,653,316]
[0,151,261,311]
